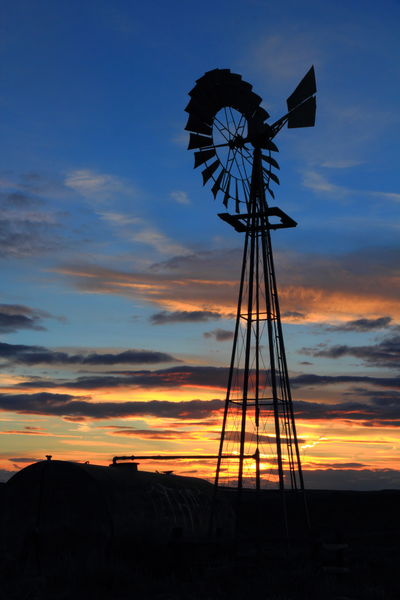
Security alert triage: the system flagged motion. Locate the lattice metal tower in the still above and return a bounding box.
[185,67,316,498]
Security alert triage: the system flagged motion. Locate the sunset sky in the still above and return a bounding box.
[1,0,399,489]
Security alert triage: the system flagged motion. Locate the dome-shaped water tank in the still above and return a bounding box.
[2,460,234,595]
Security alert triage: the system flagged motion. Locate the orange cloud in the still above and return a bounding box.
[53,245,400,323]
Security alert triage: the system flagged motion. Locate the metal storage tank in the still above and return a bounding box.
[2,459,234,593]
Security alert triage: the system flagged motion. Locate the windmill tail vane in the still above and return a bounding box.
[185,66,317,503]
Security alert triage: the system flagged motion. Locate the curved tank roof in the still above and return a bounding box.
[2,460,234,591]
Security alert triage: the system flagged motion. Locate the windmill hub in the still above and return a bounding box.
[246,121,274,149]
[228,134,245,149]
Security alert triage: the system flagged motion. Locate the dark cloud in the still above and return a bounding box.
[294,397,400,426]
[347,389,400,402]
[82,350,180,365]
[0,188,62,257]
[17,365,229,390]
[150,310,222,325]
[203,328,234,342]
[302,334,400,369]
[4,192,35,207]
[14,365,400,393]
[291,373,400,389]
[1,429,45,435]
[0,392,224,421]
[221,430,305,445]
[307,462,368,469]
[345,390,400,427]
[324,316,392,332]
[0,172,94,258]
[2,383,399,427]
[0,342,179,366]
[8,457,41,463]
[0,304,55,333]
[105,426,201,440]
[0,223,60,258]
[282,311,306,319]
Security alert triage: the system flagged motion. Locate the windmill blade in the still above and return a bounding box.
[266,186,275,199]
[253,106,270,123]
[194,149,216,168]
[202,160,220,185]
[286,66,316,111]
[287,96,316,128]
[263,169,280,185]
[198,68,234,87]
[185,114,212,136]
[261,154,280,170]
[212,169,225,199]
[185,96,216,118]
[188,133,213,150]
[262,139,279,152]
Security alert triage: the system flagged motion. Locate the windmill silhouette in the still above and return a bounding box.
[185,68,316,517]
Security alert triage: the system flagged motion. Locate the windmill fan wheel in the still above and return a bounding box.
[185,69,280,213]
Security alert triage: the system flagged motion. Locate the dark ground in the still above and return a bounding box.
[1,488,399,600]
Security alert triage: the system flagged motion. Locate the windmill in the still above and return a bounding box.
[185,67,316,525]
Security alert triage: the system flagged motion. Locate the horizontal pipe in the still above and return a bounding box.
[112,454,256,465]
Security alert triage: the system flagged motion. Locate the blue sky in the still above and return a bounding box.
[1,0,400,489]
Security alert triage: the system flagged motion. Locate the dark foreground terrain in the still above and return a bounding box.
[1,481,399,600]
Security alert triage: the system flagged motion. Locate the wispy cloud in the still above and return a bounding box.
[302,170,345,195]
[99,211,190,256]
[64,169,136,202]
[129,224,189,256]
[247,33,321,86]
[171,132,189,147]
[98,211,140,226]
[370,191,400,203]
[321,159,363,169]
[170,190,190,205]
[303,168,400,203]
